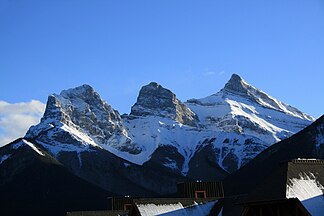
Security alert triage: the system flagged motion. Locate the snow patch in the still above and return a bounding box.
[61,124,100,148]
[218,207,223,216]
[77,152,82,168]
[23,139,46,156]
[13,139,45,156]
[123,162,131,167]
[0,154,11,165]
[163,157,178,170]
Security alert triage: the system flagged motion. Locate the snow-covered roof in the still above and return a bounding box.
[132,198,217,216]
[286,172,324,216]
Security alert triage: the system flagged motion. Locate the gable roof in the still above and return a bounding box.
[131,198,218,216]
[242,159,324,216]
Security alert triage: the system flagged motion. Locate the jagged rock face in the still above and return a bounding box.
[26,85,141,160]
[223,73,249,95]
[28,85,126,144]
[130,82,198,126]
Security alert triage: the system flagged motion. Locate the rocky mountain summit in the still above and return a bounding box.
[3,74,315,195]
[130,82,198,126]
[28,84,126,141]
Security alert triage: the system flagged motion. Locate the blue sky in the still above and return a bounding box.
[1,0,323,120]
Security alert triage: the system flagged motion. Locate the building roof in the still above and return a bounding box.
[241,159,324,216]
[240,198,311,216]
[131,198,218,216]
[66,210,128,216]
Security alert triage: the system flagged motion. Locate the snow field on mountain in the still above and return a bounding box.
[187,90,311,143]
[61,124,100,148]
[109,116,210,168]
[29,121,103,168]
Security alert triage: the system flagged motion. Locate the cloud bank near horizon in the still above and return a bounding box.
[0,100,45,147]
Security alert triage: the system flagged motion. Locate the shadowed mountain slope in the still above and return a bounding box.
[0,139,113,216]
[224,115,324,196]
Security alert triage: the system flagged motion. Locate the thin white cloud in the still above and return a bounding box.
[0,100,45,147]
[218,71,225,75]
[205,71,216,76]
[204,70,225,76]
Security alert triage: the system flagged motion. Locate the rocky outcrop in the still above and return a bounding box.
[130,82,198,126]
[222,73,249,95]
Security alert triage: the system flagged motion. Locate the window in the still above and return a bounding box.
[195,190,206,198]
[124,204,132,211]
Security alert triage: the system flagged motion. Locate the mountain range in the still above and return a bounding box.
[0,74,320,215]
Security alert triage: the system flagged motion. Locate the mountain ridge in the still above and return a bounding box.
[0,138,114,216]
[2,73,316,195]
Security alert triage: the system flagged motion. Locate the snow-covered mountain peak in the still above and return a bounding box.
[55,84,110,112]
[221,73,285,109]
[27,84,128,146]
[60,84,95,97]
[189,74,314,122]
[130,82,198,126]
[186,74,314,142]
[223,74,314,121]
[44,84,122,123]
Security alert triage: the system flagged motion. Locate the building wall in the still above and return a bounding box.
[177,181,224,198]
